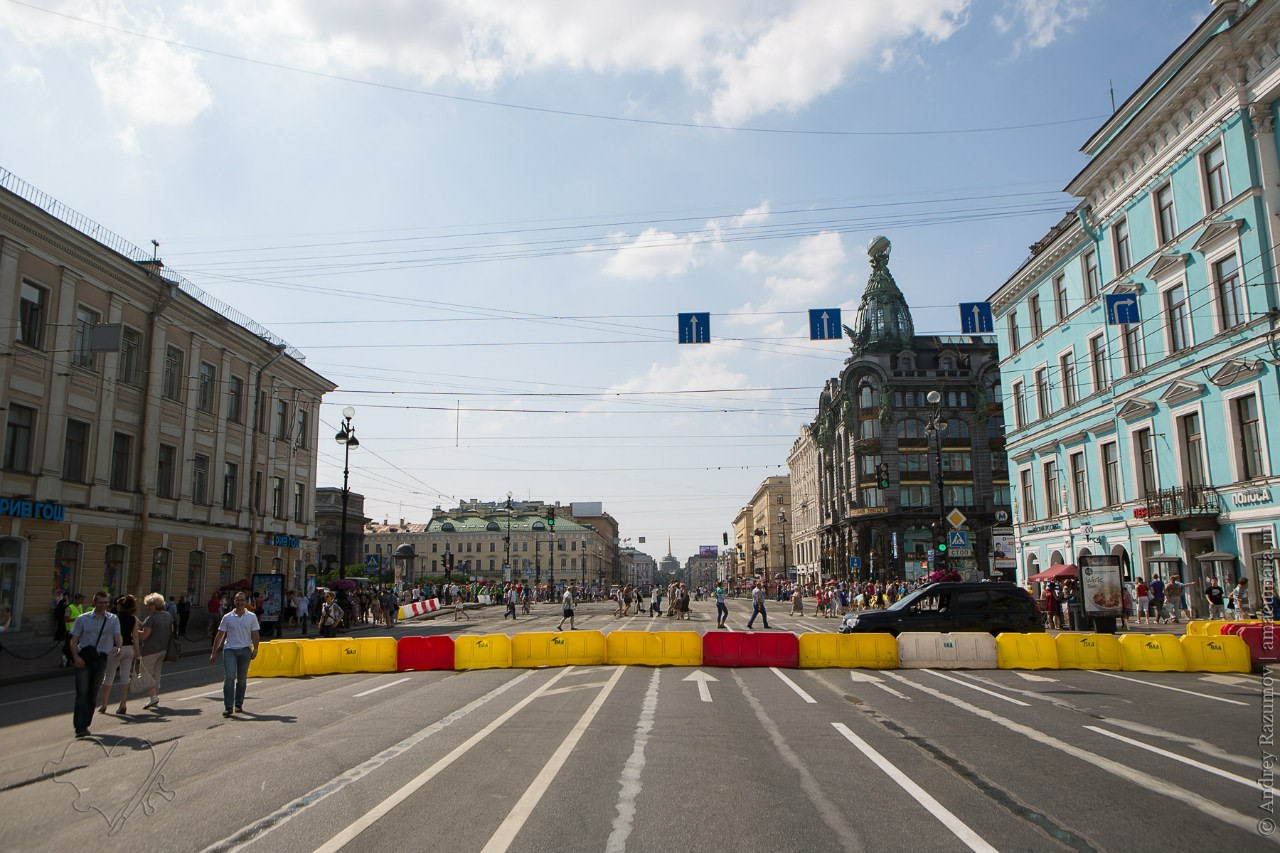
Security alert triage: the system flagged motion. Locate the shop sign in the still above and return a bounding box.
[265,534,301,548]
[1232,488,1272,507]
[1024,522,1062,535]
[1133,508,1149,519]
[0,497,65,521]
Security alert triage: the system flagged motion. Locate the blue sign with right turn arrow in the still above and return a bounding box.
[1104,293,1140,325]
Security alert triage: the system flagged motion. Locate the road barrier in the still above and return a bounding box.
[897,632,998,669]
[1118,634,1186,672]
[996,632,1059,670]
[1054,632,1123,670]
[511,630,607,668]
[398,598,442,621]
[702,631,800,668]
[606,631,702,667]
[454,634,513,670]
[396,635,455,671]
[1180,633,1251,673]
[301,636,399,675]
[1189,619,1263,636]
[246,640,306,677]
[1227,624,1280,669]
[797,632,898,669]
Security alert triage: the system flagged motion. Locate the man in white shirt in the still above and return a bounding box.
[746,582,770,630]
[294,591,309,637]
[504,584,519,620]
[558,585,577,631]
[209,591,260,717]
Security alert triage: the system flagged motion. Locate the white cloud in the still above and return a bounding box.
[993,0,1095,54]
[601,227,704,279]
[729,231,849,339]
[92,39,213,127]
[606,348,750,397]
[6,65,45,87]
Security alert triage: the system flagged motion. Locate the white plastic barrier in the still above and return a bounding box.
[397,598,442,620]
[897,632,998,670]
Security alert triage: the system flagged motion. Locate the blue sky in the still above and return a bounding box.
[1,0,1210,562]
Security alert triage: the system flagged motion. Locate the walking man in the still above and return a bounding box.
[746,581,770,630]
[69,591,122,738]
[209,591,260,717]
[504,584,519,620]
[318,591,344,638]
[294,589,309,637]
[558,585,577,631]
[714,583,728,628]
[1205,577,1226,619]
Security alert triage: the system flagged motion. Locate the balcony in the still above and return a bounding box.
[1142,485,1221,534]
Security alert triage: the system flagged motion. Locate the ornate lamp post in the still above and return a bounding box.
[334,406,359,580]
[504,492,514,583]
[925,391,948,572]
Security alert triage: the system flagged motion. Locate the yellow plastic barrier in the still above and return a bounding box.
[996,632,1059,670]
[606,631,702,666]
[454,634,513,670]
[300,637,398,675]
[1118,634,1187,672]
[1181,634,1251,673]
[1194,619,1263,636]
[1054,632,1122,670]
[511,630,607,668]
[797,633,899,669]
[1185,620,1212,636]
[246,640,305,677]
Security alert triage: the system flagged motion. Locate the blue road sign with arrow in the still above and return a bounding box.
[849,556,862,570]
[809,308,842,340]
[959,302,994,334]
[678,312,710,344]
[1104,293,1140,325]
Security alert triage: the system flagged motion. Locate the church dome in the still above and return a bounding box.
[848,236,915,353]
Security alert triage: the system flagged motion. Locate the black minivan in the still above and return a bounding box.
[838,582,1042,637]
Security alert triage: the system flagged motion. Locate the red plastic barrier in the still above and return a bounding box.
[702,631,799,668]
[397,635,456,671]
[1221,623,1249,636]
[1232,624,1280,668]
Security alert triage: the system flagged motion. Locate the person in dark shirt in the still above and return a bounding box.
[1204,578,1225,619]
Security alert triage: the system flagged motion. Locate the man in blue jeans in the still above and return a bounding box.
[69,592,122,738]
[209,591,260,718]
[746,582,769,630]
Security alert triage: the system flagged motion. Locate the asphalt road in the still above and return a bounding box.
[1,597,1274,853]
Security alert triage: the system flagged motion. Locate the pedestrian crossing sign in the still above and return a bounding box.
[947,531,968,548]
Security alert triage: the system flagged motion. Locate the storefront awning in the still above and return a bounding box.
[1147,553,1181,562]
[1028,563,1077,582]
[1196,551,1236,563]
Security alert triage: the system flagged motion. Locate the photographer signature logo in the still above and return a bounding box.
[42,737,177,835]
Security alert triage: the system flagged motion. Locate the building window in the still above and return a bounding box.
[1070,451,1088,513]
[256,390,268,433]
[1215,254,1245,330]
[188,551,205,600]
[272,476,285,519]
[228,376,244,423]
[1165,283,1190,354]
[253,470,262,512]
[1044,460,1061,517]
[110,432,133,491]
[223,462,239,510]
[193,454,210,505]
[1089,335,1108,393]
[1204,140,1228,211]
[1236,394,1264,480]
[275,400,289,439]
[63,419,89,482]
[1113,218,1131,273]
[1029,294,1043,338]
[72,306,100,368]
[151,548,170,598]
[1020,469,1036,521]
[1155,183,1176,243]
[18,282,46,349]
[163,345,185,401]
[1135,428,1156,498]
[901,485,931,507]
[1179,412,1205,488]
[1059,352,1077,407]
[220,552,234,588]
[3,404,35,472]
[118,327,143,386]
[943,484,975,506]
[1008,309,1020,353]
[1102,442,1121,506]
[1053,274,1068,323]
[293,482,305,523]
[295,408,309,449]
[1083,250,1100,299]
[941,451,972,473]
[156,444,176,499]
[1122,324,1142,375]
[54,541,82,600]
[1012,382,1026,429]
[1034,368,1050,419]
[198,363,217,413]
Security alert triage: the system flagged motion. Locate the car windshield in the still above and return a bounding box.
[885,588,928,612]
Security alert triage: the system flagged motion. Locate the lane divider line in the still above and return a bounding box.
[353,677,411,698]
[1083,725,1261,790]
[832,722,998,853]
[882,671,1267,837]
[482,666,627,853]
[922,670,1030,707]
[1089,670,1249,706]
[605,669,659,853]
[771,667,817,704]
[177,682,262,702]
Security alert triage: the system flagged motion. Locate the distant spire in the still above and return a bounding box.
[668,535,673,557]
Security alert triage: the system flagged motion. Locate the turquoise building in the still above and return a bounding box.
[989,0,1280,614]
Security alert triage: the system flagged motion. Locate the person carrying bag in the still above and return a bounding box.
[318,591,344,638]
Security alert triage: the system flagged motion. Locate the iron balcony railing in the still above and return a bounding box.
[1143,485,1222,519]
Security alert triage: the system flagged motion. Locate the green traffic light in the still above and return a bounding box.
[938,543,948,552]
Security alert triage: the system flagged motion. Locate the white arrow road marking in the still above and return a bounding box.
[1083,726,1260,790]
[849,670,909,699]
[771,667,817,703]
[683,670,717,703]
[1091,670,1248,706]
[1199,674,1256,689]
[1014,672,1058,683]
[923,670,1030,706]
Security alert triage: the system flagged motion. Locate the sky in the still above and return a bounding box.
[0,0,1212,562]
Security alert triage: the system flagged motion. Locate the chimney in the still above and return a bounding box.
[400,517,405,527]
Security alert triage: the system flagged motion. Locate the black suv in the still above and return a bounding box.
[838,582,1042,637]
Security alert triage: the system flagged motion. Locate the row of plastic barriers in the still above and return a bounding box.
[396,598,441,621]
[245,627,1261,677]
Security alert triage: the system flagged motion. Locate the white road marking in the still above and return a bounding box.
[1200,674,1257,689]
[683,670,717,703]
[482,666,626,853]
[833,722,998,853]
[882,671,1269,837]
[1091,670,1249,706]
[771,667,817,704]
[849,671,909,700]
[1014,672,1058,683]
[353,677,411,698]
[177,682,262,702]
[605,669,659,853]
[1083,726,1260,789]
[921,670,1030,707]
[203,669,535,853]
[0,689,72,707]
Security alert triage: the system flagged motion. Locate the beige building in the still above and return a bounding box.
[787,425,820,586]
[0,171,334,634]
[733,475,791,589]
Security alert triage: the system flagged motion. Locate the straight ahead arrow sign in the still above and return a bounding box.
[683,669,718,702]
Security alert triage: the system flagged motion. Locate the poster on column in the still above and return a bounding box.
[992,528,1016,573]
[1078,555,1123,616]
[251,573,284,623]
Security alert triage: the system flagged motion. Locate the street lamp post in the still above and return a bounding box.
[580,537,587,588]
[334,406,359,580]
[504,492,513,583]
[778,508,787,594]
[925,391,948,573]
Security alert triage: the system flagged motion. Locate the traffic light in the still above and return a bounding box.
[876,462,891,490]
[930,522,949,570]
[547,506,556,531]
[723,531,729,546]
[444,551,453,580]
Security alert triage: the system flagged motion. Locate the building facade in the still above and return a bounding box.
[990,0,1280,613]
[315,487,370,573]
[732,475,791,588]
[787,425,821,587]
[799,237,1009,583]
[0,170,334,633]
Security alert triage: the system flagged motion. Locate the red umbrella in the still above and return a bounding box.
[1028,564,1078,582]
[218,578,251,591]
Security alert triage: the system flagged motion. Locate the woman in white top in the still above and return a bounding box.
[209,591,260,718]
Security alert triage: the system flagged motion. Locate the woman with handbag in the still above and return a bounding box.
[136,592,173,710]
[99,595,139,714]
